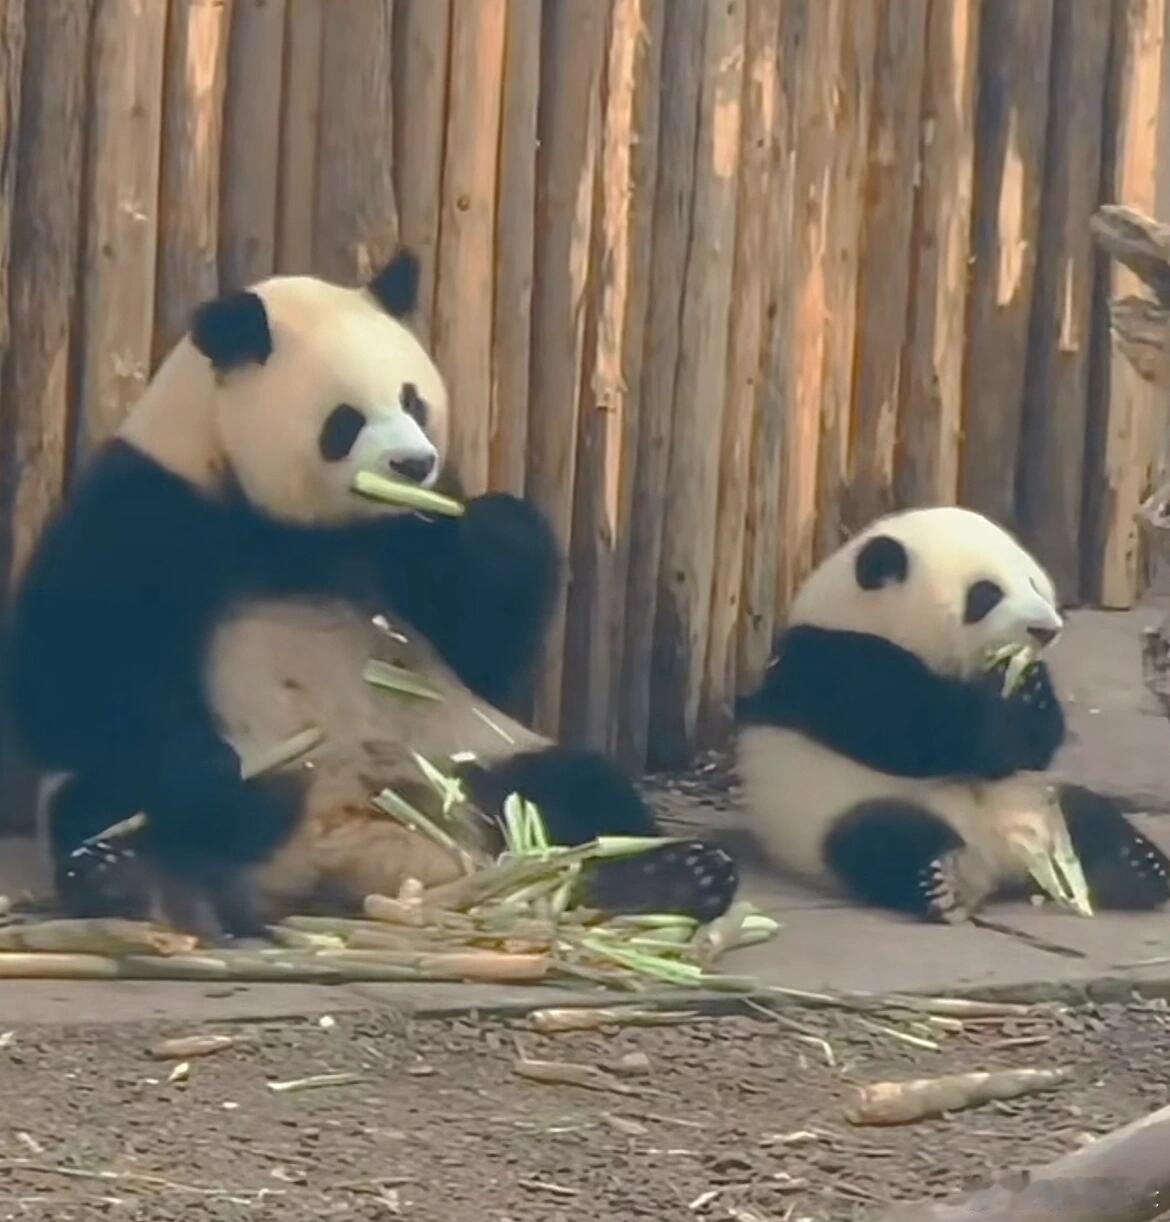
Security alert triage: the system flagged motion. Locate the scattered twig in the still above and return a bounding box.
[148,1034,238,1061]
[266,1072,366,1094]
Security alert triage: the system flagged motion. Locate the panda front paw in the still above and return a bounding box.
[976,657,1065,774]
[57,837,154,919]
[577,840,739,923]
[918,847,996,924]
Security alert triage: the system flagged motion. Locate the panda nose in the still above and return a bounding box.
[1027,624,1059,646]
[389,453,436,484]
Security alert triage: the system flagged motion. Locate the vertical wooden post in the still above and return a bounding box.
[391,0,450,344]
[563,0,664,751]
[432,0,506,496]
[219,0,286,291]
[647,0,745,768]
[314,0,398,284]
[814,0,875,560]
[897,0,982,512]
[737,0,802,695]
[847,0,930,533]
[74,0,168,463]
[700,0,781,745]
[489,0,541,497]
[959,0,1054,527]
[778,0,836,607]
[1084,0,1166,606]
[2,0,85,590]
[154,0,232,359]
[275,0,321,274]
[525,0,607,739]
[616,0,705,769]
[1016,0,1112,603]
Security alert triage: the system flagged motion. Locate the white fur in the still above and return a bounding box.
[789,506,1061,678]
[737,506,1064,897]
[120,273,449,524]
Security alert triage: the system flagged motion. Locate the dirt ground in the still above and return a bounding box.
[0,997,1167,1222]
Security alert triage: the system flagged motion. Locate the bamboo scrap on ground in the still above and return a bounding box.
[525,0,607,739]
[275,0,322,274]
[313,0,398,284]
[1084,0,1168,607]
[735,0,802,696]
[563,0,664,752]
[847,1066,1072,1126]
[877,1098,1170,1222]
[489,0,541,497]
[74,0,168,462]
[153,0,232,359]
[391,0,451,345]
[959,0,1055,529]
[701,0,783,746]
[1016,2,1112,603]
[616,0,707,770]
[847,0,929,534]
[432,0,506,497]
[219,0,286,291]
[895,0,979,512]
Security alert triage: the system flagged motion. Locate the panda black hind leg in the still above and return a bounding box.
[1057,784,1170,910]
[823,799,998,923]
[457,748,738,923]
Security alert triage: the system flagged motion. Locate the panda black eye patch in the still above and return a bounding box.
[319,404,368,461]
[964,579,1004,624]
[400,382,427,427]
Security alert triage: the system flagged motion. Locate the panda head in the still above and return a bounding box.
[789,506,1062,677]
[119,251,449,525]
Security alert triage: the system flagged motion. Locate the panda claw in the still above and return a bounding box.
[576,840,739,923]
[919,855,973,925]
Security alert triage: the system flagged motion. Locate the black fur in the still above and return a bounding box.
[368,251,420,318]
[855,535,908,590]
[458,748,738,922]
[5,441,560,905]
[822,801,966,919]
[1057,783,1170,910]
[190,290,273,370]
[737,625,1065,781]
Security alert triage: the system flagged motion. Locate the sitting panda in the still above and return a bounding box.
[5,250,737,939]
[735,505,1170,922]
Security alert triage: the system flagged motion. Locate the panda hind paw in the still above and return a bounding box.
[577,841,739,923]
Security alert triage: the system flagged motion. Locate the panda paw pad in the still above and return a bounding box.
[578,840,739,923]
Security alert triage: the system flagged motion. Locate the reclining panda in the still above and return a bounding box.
[736,506,1170,922]
[4,250,737,940]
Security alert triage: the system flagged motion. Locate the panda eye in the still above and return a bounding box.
[319,403,367,462]
[964,579,1004,624]
[400,382,427,428]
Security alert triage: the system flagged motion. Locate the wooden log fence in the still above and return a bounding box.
[0,0,1168,822]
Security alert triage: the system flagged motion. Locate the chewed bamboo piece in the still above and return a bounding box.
[847,1067,1073,1126]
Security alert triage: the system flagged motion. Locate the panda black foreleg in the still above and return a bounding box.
[823,800,998,923]
[456,747,739,923]
[370,493,561,711]
[1057,783,1170,911]
[973,657,1066,777]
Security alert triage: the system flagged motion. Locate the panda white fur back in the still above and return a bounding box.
[735,506,1170,922]
[6,250,738,940]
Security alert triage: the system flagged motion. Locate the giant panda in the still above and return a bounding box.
[4,250,738,940]
[735,505,1170,923]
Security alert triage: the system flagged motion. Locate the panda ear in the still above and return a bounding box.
[190,290,273,371]
[368,250,420,319]
[855,535,909,590]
